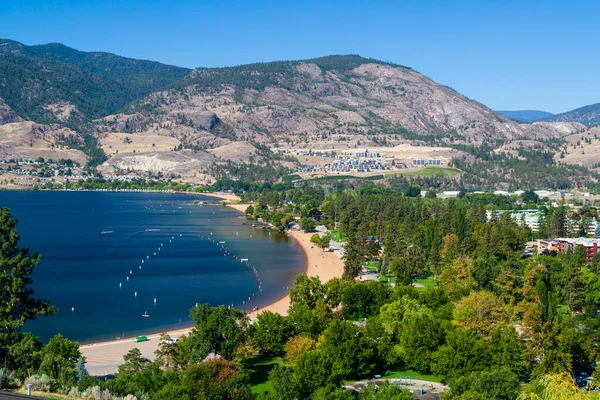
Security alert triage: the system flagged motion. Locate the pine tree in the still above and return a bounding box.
[0,208,56,366]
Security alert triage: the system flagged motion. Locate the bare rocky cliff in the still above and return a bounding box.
[94,58,582,151]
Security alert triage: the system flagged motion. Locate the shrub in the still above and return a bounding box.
[82,385,114,399]
[0,368,15,389]
[24,374,56,392]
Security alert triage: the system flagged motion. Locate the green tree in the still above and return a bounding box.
[521,190,540,205]
[181,359,252,400]
[39,334,82,386]
[289,275,325,309]
[432,327,490,380]
[342,281,390,320]
[252,311,294,356]
[118,348,151,375]
[300,218,316,232]
[450,367,520,400]
[318,235,331,252]
[293,350,339,398]
[0,208,56,365]
[268,365,300,400]
[343,234,364,279]
[187,304,249,361]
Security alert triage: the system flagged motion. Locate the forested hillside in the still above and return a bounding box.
[545,102,600,128]
[0,39,190,124]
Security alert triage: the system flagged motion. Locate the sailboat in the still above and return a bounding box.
[142,311,150,318]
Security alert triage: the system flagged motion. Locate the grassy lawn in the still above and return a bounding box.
[328,230,345,242]
[247,356,282,395]
[378,273,396,284]
[414,277,437,288]
[398,167,461,177]
[365,260,378,272]
[382,369,444,383]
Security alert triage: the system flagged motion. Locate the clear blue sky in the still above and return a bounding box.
[1,0,598,114]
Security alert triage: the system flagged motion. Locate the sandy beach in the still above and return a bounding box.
[81,194,344,375]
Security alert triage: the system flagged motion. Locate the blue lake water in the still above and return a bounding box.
[0,191,305,343]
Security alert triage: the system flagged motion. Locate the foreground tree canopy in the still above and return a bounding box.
[3,183,600,399]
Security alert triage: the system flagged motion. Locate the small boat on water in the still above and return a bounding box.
[219,241,226,244]
[142,311,150,318]
[145,229,160,232]
[241,258,249,262]
[101,231,114,235]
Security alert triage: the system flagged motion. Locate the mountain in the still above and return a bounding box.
[497,110,554,123]
[110,55,582,146]
[544,102,600,127]
[0,41,592,186]
[0,39,190,124]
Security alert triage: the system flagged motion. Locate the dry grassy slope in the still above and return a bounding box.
[556,126,600,168]
[0,121,87,163]
[95,61,585,151]
[0,98,87,163]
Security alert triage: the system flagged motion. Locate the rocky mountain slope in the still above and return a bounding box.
[107,56,583,148]
[544,102,600,127]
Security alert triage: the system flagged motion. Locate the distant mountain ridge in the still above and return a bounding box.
[0,39,191,124]
[497,110,554,123]
[0,39,594,188]
[544,102,600,127]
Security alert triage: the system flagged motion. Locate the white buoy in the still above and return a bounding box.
[127,276,129,281]
[130,270,132,275]
[147,255,149,259]
[154,298,157,304]
[139,266,141,270]
[154,252,156,256]
[119,282,122,288]
[134,291,137,297]
[142,260,144,264]
[180,234,182,237]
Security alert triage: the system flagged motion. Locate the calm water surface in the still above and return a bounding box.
[0,191,305,343]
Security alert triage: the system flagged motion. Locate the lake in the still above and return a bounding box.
[0,191,305,343]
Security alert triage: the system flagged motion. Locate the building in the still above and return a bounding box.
[412,158,443,166]
[537,237,600,263]
[486,209,543,232]
[355,149,381,158]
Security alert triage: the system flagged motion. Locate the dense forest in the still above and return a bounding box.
[0,40,190,124]
[450,144,600,191]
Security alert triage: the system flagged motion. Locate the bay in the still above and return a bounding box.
[0,191,305,343]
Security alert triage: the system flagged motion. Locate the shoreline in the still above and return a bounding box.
[80,193,344,375]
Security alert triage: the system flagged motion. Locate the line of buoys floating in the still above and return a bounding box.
[202,234,263,312]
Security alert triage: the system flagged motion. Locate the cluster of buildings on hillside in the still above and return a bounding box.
[297,157,392,173]
[412,158,443,166]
